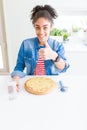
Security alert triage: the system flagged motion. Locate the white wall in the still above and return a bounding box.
[2,0,87,73]
[3,0,37,72]
[65,51,87,76]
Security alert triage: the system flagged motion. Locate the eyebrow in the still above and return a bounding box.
[35,24,49,27]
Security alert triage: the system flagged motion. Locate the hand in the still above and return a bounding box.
[39,42,58,61]
[13,76,20,92]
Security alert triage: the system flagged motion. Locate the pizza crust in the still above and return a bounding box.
[24,77,57,95]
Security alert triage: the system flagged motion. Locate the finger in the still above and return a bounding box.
[15,79,20,91]
[13,76,20,91]
[44,42,50,48]
[16,83,20,92]
[39,48,44,53]
[39,49,45,57]
[39,52,46,60]
[40,41,50,48]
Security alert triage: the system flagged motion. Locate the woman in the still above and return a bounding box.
[11,5,69,91]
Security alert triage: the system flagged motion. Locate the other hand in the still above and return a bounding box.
[13,76,20,92]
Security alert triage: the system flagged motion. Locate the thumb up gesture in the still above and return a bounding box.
[39,42,58,61]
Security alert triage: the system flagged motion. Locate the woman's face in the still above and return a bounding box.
[34,17,52,45]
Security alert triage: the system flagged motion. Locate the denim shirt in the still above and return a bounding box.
[11,37,69,78]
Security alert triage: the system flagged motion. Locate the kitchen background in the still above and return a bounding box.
[0,0,87,75]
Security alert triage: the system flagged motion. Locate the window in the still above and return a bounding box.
[55,15,87,31]
[51,10,87,46]
[0,0,9,74]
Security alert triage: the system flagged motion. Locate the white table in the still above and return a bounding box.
[0,75,87,130]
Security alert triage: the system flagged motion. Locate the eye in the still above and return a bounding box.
[43,26,48,30]
[35,26,40,30]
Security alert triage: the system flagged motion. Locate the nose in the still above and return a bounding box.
[39,28,44,35]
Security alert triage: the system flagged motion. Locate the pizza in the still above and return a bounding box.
[24,77,57,95]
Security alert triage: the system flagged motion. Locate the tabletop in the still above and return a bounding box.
[0,75,87,130]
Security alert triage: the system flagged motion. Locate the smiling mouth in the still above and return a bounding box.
[39,37,45,41]
[39,35,45,38]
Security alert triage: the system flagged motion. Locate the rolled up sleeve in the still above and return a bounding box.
[11,70,26,78]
